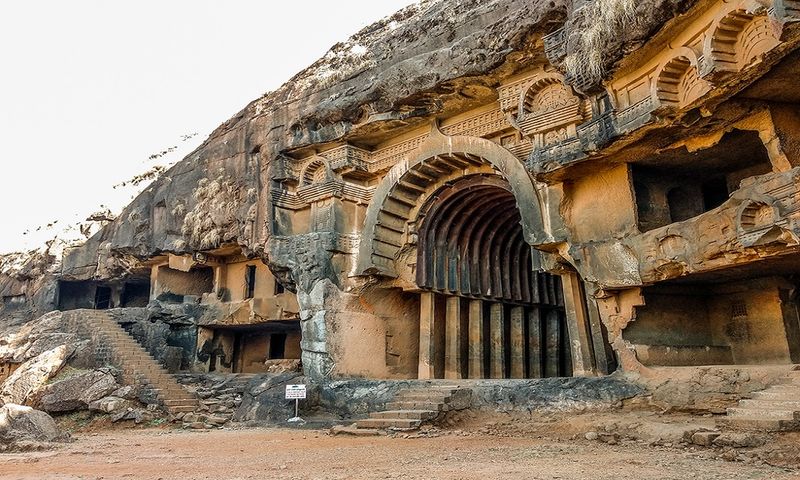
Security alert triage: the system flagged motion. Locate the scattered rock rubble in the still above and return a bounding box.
[173,373,252,429]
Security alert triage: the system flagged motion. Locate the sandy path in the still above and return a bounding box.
[0,428,798,480]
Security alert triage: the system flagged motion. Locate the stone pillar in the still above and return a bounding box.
[527,307,543,378]
[444,296,463,379]
[510,306,525,378]
[490,303,505,379]
[418,292,437,379]
[212,264,227,297]
[544,310,560,378]
[561,271,596,377]
[468,299,485,379]
[149,264,160,300]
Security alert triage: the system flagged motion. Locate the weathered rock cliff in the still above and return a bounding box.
[53,0,695,280]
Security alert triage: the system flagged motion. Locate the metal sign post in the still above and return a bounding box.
[285,384,307,424]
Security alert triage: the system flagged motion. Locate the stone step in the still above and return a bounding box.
[719,417,789,432]
[83,311,199,415]
[727,407,798,420]
[385,401,445,411]
[169,406,198,413]
[750,390,800,401]
[355,418,421,430]
[164,399,199,406]
[156,384,192,392]
[394,393,451,402]
[369,410,438,421]
[762,384,800,393]
[739,399,800,409]
[156,388,193,397]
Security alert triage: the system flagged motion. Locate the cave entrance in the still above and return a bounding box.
[415,175,571,379]
[626,258,800,367]
[200,322,302,374]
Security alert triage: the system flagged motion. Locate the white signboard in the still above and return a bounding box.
[285,384,307,400]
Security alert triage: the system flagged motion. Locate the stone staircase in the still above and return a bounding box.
[65,309,198,415]
[355,385,471,431]
[724,365,800,431]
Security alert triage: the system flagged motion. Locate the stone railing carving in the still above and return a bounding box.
[527,109,622,172]
[542,27,566,65]
[572,168,800,289]
[614,96,656,134]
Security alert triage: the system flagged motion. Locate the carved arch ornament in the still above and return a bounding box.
[702,1,783,79]
[735,193,799,247]
[356,127,553,277]
[653,48,712,109]
[499,72,585,149]
[613,0,792,113]
[300,157,332,186]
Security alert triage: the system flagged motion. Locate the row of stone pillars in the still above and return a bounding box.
[417,292,570,380]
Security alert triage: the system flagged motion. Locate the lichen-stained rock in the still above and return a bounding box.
[38,369,119,413]
[468,376,644,412]
[88,396,133,414]
[0,404,67,451]
[0,311,65,363]
[234,372,313,422]
[0,345,73,406]
[58,0,583,273]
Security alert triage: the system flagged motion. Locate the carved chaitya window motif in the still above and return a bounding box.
[499,72,585,150]
[609,0,791,116]
[301,158,329,186]
[655,55,710,109]
[707,9,780,77]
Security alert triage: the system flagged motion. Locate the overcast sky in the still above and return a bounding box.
[0,0,415,254]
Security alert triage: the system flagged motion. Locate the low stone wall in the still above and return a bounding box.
[627,365,797,414]
[233,365,796,423]
[233,374,646,423]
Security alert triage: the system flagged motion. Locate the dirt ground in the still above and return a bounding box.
[3,412,800,480]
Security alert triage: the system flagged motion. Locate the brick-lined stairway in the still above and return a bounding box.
[63,310,198,415]
[724,365,800,431]
[356,385,470,430]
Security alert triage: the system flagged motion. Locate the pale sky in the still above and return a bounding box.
[0,0,415,254]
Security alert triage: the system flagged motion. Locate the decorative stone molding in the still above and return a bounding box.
[357,130,553,278]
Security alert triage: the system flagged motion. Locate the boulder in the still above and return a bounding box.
[88,396,133,414]
[234,372,310,422]
[265,359,302,374]
[691,430,721,447]
[0,344,73,406]
[110,385,136,400]
[0,404,67,451]
[713,433,767,448]
[111,408,152,424]
[22,333,79,361]
[39,369,119,413]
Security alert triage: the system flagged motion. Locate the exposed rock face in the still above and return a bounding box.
[233,374,645,422]
[47,0,694,275]
[38,369,119,413]
[0,404,67,451]
[468,376,644,411]
[234,372,309,423]
[27,0,709,385]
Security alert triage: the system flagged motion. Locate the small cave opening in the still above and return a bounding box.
[633,130,773,232]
